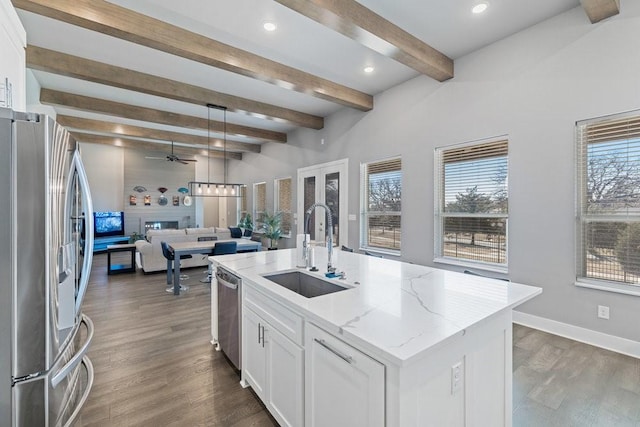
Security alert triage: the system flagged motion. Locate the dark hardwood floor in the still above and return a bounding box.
[78,254,640,426]
[77,253,278,427]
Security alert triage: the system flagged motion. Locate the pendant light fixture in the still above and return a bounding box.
[188,103,242,197]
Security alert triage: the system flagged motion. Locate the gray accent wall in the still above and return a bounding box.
[80,144,232,235]
[227,3,640,342]
[81,143,124,213]
[124,149,196,234]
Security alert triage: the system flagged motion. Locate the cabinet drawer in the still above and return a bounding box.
[244,285,304,345]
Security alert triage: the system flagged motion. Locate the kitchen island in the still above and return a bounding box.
[210,248,541,427]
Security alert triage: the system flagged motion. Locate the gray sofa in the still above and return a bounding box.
[135,227,239,273]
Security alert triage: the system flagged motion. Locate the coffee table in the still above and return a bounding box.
[107,243,136,275]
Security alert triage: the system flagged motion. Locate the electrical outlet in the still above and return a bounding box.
[597,305,610,320]
[451,362,463,395]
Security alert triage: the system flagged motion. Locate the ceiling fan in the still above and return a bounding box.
[145,141,197,165]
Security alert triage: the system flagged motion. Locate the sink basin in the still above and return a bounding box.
[262,270,349,298]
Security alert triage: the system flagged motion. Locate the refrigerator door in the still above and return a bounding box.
[13,315,94,427]
[0,111,15,426]
[13,114,48,379]
[13,115,93,377]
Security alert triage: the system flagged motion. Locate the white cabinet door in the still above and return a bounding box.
[305,323,385,427]
[266,324,304,427]
[243,306,304,427]
[242,308,267,400]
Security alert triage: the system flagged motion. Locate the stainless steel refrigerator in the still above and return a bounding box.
[0,108,95,426]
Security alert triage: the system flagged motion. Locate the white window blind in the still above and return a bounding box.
[360,157,402,252]
[577,112,640,287]
[253,182,266,227]
[435,139,508,267]
[239,185,248,221]
[275,177,292,237]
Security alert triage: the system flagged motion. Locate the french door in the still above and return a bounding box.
[297,159,348,247]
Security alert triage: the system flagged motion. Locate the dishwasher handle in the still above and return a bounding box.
[217,274,238,290]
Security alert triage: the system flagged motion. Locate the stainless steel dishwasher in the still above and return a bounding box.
[216,267,241,370]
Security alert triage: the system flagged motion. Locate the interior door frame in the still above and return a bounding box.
[297,158,348,247]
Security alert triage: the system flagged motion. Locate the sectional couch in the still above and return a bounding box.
[135,227,252,273]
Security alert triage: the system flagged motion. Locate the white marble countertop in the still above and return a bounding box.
[211,248,541,366]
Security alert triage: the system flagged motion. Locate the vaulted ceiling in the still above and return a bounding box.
[12,0,619,161]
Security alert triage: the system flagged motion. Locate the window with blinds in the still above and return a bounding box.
[360,157,402,252]
[434,138,508,267]
[275,177,292,237]
[577,111,640,288]
[253,182,266,227]
[238,185,248,223]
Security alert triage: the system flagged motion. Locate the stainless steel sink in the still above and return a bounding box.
[262,270,349,298]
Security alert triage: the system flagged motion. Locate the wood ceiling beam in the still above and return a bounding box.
[580,0,620,23]
[27,45,322,130]
[57,115,261,154]
[13,0,373,111]
[40,89,287,144]
[70,132,243,160]
[274,0,453,81]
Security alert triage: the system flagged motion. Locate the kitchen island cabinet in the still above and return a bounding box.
[211,249,541,426]
[241,286,304,427]
[305,322,384,427]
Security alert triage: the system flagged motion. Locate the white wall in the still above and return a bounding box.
[228,1,640,342]
[0,0,25,111]
[81,143,124,212]
[25,70,56,117]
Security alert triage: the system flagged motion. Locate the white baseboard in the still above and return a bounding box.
[513,311,640,359]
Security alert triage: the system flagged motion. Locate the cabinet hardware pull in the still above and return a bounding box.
[314,338,353,364]
[258,323,261,344]
[261,325,265,348]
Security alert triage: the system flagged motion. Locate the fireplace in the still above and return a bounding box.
[145,221,179,233]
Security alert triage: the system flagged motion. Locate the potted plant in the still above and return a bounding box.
[261,211,282,249]
[129,232,145,244]
[238,213,254,237]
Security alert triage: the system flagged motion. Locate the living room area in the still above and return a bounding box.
[81,141,265,275]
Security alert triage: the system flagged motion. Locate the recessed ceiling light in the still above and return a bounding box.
[263,22,277,32]
[472,2,489,14]
[364,66,375,74]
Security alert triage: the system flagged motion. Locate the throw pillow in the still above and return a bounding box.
[243,229,252,238]
[229,227,242,238]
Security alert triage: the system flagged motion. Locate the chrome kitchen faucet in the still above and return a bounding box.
[303,202,336,275]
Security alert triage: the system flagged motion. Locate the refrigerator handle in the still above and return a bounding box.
[51,314,94,388]
[62,356,94,427]
[73,150,94,314]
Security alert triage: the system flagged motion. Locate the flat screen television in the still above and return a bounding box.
[93,211,125,238]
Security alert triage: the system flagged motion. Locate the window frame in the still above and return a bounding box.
[253,182,266,229]
[237,185,248,225]
[575,110,640,296]
[359,156,402,255]
[434,137,509,273]
[274,176,293,238]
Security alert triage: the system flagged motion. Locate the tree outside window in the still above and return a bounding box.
[275,177,293,237]
[435,139,508,267]
[577,113,640,286]
[253,182,266,228]
[360,157,402,252]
